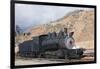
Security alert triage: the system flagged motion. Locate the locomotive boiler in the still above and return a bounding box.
[19,28,84,59]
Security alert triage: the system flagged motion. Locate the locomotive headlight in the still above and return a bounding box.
[64,37,76,49]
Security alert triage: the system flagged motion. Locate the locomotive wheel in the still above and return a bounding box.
[38,53,45,58]
[64,54,69,59]
[61,48,68,59]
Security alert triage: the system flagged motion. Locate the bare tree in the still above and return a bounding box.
[15,25,21,36]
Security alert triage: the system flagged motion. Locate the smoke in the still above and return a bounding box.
[72,45,80,49]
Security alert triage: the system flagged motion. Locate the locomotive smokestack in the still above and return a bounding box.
[68,32,74,37]
[64,28,68,36]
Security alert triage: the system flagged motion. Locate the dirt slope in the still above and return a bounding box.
[29,10,94,42]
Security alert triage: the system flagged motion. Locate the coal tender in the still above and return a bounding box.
[19,28,84,59]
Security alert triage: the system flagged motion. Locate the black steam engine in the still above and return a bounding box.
[19,28,84,59]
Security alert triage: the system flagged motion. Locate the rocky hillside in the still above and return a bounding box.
[15,10,95,49]
[29,10,94,42]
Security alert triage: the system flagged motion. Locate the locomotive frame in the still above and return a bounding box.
[10,0,96,69]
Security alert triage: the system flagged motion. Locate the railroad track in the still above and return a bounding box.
[15,49,94,65]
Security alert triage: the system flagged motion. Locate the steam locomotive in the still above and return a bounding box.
[19,28,84,59]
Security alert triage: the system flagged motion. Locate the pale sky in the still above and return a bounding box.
[15,4,94,29]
